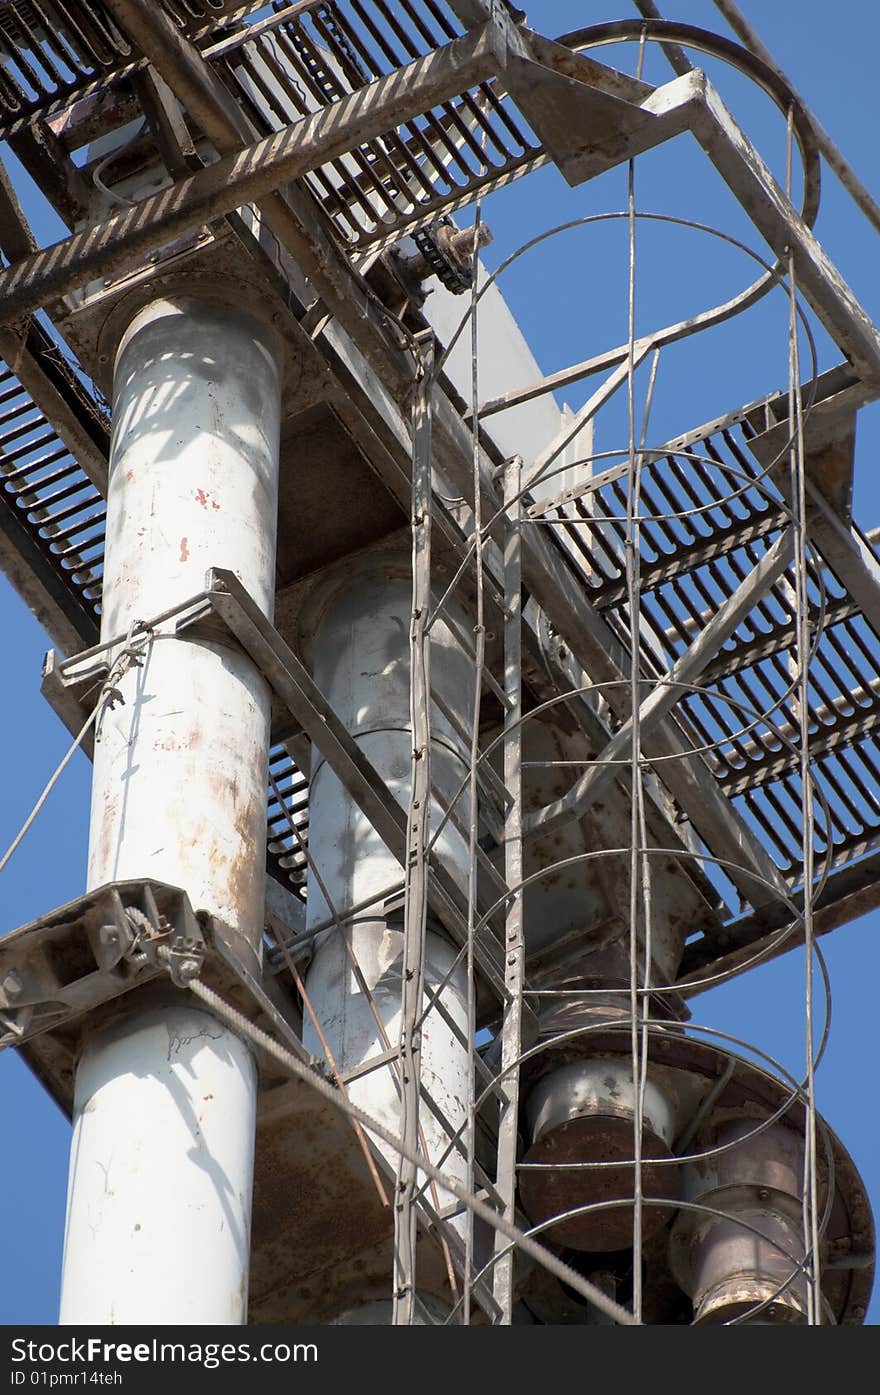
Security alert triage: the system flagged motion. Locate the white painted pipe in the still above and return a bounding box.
[59,295,283,1324]
[59,1002,258,1325]
[87,295,282,945]
[302,570,472,1231]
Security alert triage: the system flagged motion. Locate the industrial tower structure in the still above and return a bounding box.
[0,0,878,1324]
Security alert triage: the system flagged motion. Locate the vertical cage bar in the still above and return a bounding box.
[393,332,435,1324]
[492,453,524,1323]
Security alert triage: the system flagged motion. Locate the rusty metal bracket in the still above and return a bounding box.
[503,47,671,188]
[0,879,197,1051]
[0,873,310,1073]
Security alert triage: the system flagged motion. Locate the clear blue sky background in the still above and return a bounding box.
[1,0,879,1324]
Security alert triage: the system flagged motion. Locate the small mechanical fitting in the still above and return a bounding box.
[128,905,206,987]
[155,942,205,986]
[405,216,494,294]
[90,890,206,988]
[0,969,22,1001]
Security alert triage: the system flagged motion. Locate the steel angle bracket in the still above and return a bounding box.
[40,646,109,761]
[0,874,309,1077]
[743,363,863,522]
[496,46,880,389]
[504,34,678,186]
[0,880,195,1051]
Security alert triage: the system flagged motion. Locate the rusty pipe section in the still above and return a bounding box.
[59,293,283,1324]
[670,1119,809,1324]
[520,1057,681,1253]
[509,711,688,1258]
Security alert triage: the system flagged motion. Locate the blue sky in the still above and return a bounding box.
[1,0,879,1324]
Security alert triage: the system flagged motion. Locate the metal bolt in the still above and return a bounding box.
[176,957,201,983]
[1,970,22,1000]
[853,1305,865,1320]
[99,925,119,947]
[757,1187,770,1201]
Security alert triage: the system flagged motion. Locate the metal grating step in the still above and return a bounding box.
[536,401,880,895]
[0,1,546,254]
[267,743,310,896]
[226,0,543,252]
[0,330,105,623]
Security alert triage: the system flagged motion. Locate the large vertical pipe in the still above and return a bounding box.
[59,294,283,1324]
[301,566,472,1240]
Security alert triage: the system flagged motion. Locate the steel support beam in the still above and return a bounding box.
[0,154,38,261]
[801,496,880,643]
[446,0,499,25]
[745,387,880,643]
[0,324,109,493]
[133,66,199,178]
[0,25,504,337]
[678,847,880,989]
[394,345,434,1325]
[492,456,524,1324]
[8,122,92,230]
[688,72,880,387]
[710,0,880,238]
